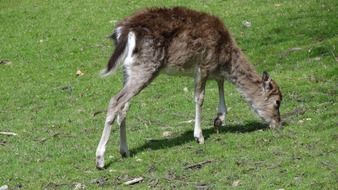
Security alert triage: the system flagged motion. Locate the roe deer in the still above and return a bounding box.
[96,7,282,169]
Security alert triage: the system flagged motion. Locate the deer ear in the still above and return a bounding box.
[262,71,273,91]
[262,71,270,82]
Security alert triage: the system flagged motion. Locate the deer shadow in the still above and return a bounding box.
[129,121,267,156]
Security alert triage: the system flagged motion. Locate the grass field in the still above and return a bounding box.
[0,0,337,189]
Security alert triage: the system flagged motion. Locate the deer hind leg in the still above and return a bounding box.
[117,102,130,158]
[96,66,158,169]
[194,67,208,144]
[95,87,133,169]
[116,72,130,157]
[214,80,227,133]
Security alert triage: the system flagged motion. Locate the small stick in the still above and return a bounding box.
[0,132,17,136]
[93,110,104,117]
[184,160,214,170]
[124,177,144,185]
[178,119,195,124]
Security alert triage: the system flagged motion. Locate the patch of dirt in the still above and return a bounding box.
[43,182,71,190]
[90,177,108,186]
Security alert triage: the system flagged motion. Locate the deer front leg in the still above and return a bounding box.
[214,80,227,133]
[194,68,207,144]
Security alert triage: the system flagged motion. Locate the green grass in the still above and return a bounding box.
[0,0,337,189]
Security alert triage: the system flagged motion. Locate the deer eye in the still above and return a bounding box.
[268,83,273,90]
[275,100,281,108]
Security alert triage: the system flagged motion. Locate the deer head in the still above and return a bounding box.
[256,71,283,128]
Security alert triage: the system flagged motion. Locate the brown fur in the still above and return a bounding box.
[105,7,282,125]
[96,7,283,169]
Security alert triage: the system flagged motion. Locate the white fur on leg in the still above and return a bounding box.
[218,81,227,115]
[216,80,227,127]
[194,101,204,144]
[96,121,112,169]
[193,68,205,144]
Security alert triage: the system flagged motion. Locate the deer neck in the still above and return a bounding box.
[227,48,265,111]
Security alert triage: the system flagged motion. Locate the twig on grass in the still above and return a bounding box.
[36,132,61,144]
[0,60,12,65]
[124,177,144,185]
[279,47,302,58]
[93,110,104,117]
[178,119,195,124]
[0,132,17,136]
[184,160,214,170]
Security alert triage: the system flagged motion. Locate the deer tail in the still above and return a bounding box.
[100,27,129,77]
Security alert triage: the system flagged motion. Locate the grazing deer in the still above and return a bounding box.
[96,7,282,169]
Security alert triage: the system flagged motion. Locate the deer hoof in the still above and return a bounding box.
[195,136,205,144]
[120,150,130,158]
[213,116,224,128]
[96,156,105,170]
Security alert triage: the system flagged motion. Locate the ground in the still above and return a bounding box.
[0,0,337,189]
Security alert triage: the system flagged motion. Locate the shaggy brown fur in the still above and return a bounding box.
[96,7,282,169]
[105,7,231,75]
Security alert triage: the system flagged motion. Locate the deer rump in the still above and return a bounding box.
[101,7,232,79]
